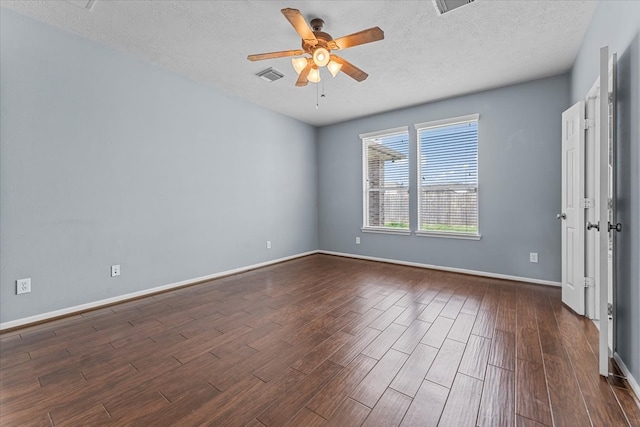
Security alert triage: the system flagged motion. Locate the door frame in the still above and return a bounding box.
[584,79,601,321]
[607,51,617,373]
[597,47,617,377]
[565,47,616,377]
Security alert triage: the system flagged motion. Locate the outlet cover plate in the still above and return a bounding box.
[16,278,31,294]
[266,241,271,249]
[529,252,538,263]
[111,265,121,277]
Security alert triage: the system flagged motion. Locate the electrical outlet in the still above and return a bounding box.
[111,265,121,277]
[266,240,271,249]
[356,237,361,244]
[529,252,538,263]
[16,278,31,294]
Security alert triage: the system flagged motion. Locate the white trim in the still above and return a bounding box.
[415,230,482,240]
[361,227,411,236]
[359,126,408,140]
[0,249,563,331]
[598,46,610,377]
[414,113,479,130]
[587,78,600,100]
[362,139,367,228]
[318,250,561,287]
[614,352,640,403]
[0,251,317,331]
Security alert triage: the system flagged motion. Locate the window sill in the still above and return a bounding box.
[361,227,411,236]
[415,231,482,240]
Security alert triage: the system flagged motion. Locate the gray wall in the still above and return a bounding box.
[570,0,640,387]
[318,75,570,283]
[0,9,318,323]
[2,2,637,388]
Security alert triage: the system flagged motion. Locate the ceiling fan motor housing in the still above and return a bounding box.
[302,17,333,54]
[303,32,333,53]
[310,18,324,31]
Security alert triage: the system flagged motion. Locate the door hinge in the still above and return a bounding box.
[584,119,595,129]
[581,198,594,209]
[608,93,614,104]
[608,303,613,316]
[582,277,595,288]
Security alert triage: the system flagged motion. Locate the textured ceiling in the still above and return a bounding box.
[1,0,598,126]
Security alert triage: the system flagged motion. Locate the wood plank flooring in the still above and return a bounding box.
[1,254,638,426]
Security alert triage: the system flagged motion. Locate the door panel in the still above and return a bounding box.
[560,101,585,315]
[567,228,574,283]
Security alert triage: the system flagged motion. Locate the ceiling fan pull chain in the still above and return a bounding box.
[316,81,319,109]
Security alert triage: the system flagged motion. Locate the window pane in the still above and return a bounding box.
[418,120,478,234]
[363,131,409,230]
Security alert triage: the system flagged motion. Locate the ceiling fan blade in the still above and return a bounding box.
[247,49,304,61]
[331,55,368,82]
[296,63,312,87]
[331,27,384,50]
[281,8,317,44]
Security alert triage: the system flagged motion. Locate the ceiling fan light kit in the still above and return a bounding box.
[327,59,342,77]
[292,57,309,74]
[247,8,384,87]
[312,47,330,67]
[308,67,321,83]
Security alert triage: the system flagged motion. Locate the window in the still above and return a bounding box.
[361,127,410,233]
[416,114,479,237]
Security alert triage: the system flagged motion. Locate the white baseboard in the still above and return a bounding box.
[614,352,640,403]
[318,250,561,287]
[0,250,317,331]
[1,249,560,331]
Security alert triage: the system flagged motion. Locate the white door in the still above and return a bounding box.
[607,51,618,369]
[596,46,618,377]
[560,101,585,315]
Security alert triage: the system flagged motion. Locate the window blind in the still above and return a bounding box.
[362,130,410,230]
[417,119,478,235]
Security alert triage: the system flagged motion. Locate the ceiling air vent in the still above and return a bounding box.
[255,68,285,82]
[433,0,474,15]
[65,0,98,10]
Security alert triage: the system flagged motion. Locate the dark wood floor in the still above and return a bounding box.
[1,254,639,426]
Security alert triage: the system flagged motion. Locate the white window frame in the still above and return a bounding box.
[360,126,411,235]
[414,114,481,240]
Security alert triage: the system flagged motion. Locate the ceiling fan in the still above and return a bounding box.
[247,8,384,87]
